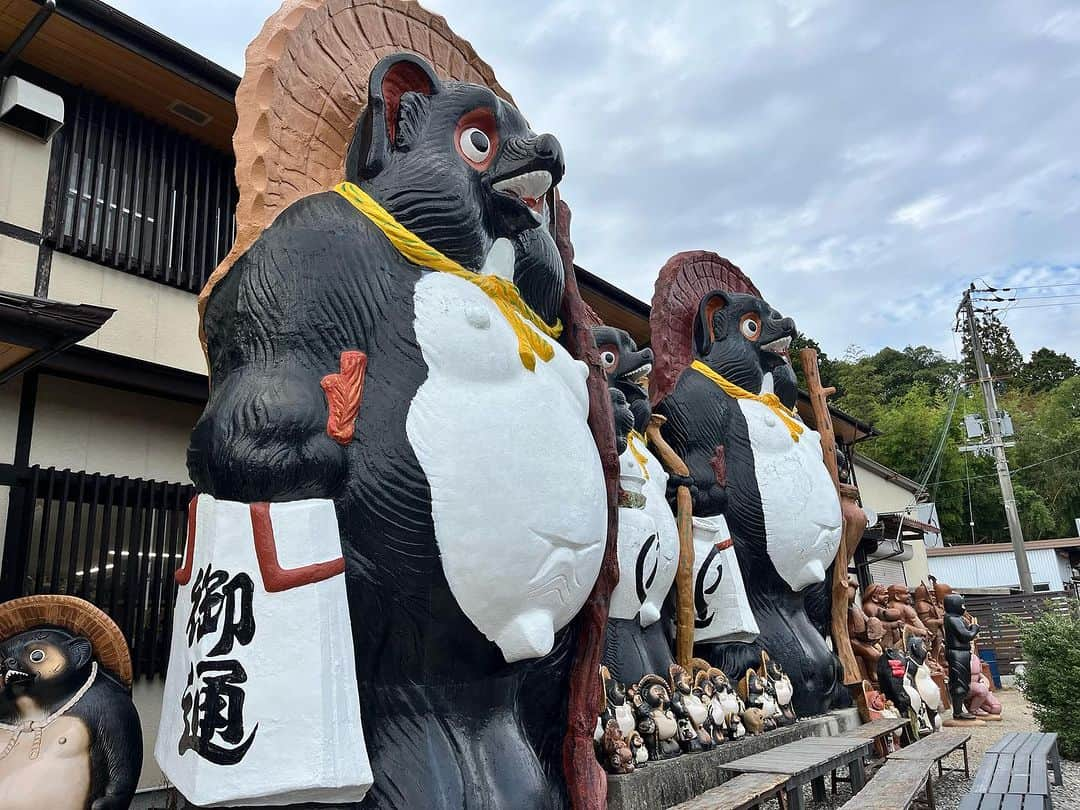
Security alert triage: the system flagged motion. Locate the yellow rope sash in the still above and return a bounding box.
[334,182,562,371]
[690,360,804,442]
[627,430,651,479]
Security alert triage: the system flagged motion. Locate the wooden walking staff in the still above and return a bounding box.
[645,413,696,668]
[799,348,867,687]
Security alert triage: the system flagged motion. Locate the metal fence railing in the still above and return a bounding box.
[1,466,194,680]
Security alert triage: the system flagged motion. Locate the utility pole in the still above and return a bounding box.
[960,284,1034,593]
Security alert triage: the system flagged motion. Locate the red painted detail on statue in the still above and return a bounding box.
[321,350,368,445]
[175,496,199,585]
[715,537,734,552]
[250,502,345,593]
[710,444,727,486]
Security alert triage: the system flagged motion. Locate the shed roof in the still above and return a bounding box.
[926,538,1080,557]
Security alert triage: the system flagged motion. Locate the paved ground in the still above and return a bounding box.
[797,689,1077,809]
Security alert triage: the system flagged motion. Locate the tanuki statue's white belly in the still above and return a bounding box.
[408,271,607,662]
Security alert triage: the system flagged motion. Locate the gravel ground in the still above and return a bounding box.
[796,689,1077,809]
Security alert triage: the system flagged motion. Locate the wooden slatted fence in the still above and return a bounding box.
[961,591,1076,674]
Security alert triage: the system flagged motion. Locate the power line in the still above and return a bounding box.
[986,302,1080,311]
[975,281,1080,292]
[974,293,1080,302]
[932,446,1080,487]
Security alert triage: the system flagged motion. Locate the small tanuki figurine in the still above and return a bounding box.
[739,669,778,732]
[626,730,649,767]
[943,594,984,725]
[595,666,636,747]
[635,675,682,760]
[759,651,797,726]
[693,671,726,746]
[706,668,746,740]
[968,653,1003,721]
[668,664,712,751]
[0,595,142,810]
[904,634,941,734]
[598,719,635,775]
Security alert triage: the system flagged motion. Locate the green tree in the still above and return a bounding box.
[1017,348,1079,393]
[789,332,839,393]
[962,310,1023,383]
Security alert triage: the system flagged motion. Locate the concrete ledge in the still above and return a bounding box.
[606,709,864,810]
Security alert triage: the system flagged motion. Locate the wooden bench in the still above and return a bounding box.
[832,717,914,793]
[722,736,873,810]
[889,729,972,779]
[666,772,788,810]
[838,759,936,810]
[963,732,1062,810]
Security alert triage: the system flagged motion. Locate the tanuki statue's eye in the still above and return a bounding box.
[29,649,46,663]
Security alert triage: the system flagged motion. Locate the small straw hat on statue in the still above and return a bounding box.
[0,594,133,688]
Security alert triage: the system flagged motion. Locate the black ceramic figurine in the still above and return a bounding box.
[943,594,981,722]
[166,51,610,810]
[596,666,635,742]
[0,595,142,810]
[650,253,846,715]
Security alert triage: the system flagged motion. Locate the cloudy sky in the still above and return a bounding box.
[112,0,1080,362]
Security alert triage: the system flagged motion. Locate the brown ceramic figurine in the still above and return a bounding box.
[599,719,635,774]
[636,675,682,759]
[888,585,930,640]
[861,584,905,650]
[848,579,888,683]
[0,596,142,810]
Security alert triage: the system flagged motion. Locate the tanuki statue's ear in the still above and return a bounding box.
[693,290,729,357]
[347,53,442,181]
[66,636,93,672]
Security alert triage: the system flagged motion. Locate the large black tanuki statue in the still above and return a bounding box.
[650,252,846,716]
[0,595,142,810]
[593,326,679,684]
[162,52,607,809]
[942,594,981,723]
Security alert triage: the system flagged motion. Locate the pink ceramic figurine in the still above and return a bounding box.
[967,654,1002,719]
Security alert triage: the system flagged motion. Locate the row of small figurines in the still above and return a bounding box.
[595,653,797,774]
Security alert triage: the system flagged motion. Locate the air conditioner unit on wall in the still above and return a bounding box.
[0,76,64,141]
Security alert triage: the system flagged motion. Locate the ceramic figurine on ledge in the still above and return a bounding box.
[0,595,142,810]
[669,664,713,751]
[650,252,845,714]
[627,730,649,767]
[860,681,904,755]
[739,669,779,732]
[635,675,682,760]
[943,595,984,725]
[709,668,746,740]
[968,653,1003,721]
[596,666,635,743]
[760,651,797,726]
[598,720,635,775]
[693,671,725,745]
[595,325,679,684]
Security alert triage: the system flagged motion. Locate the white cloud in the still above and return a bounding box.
[104,0,1080,361]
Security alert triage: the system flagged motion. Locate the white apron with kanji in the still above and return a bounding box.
[691,514,759,644]
[156,495,372,806]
